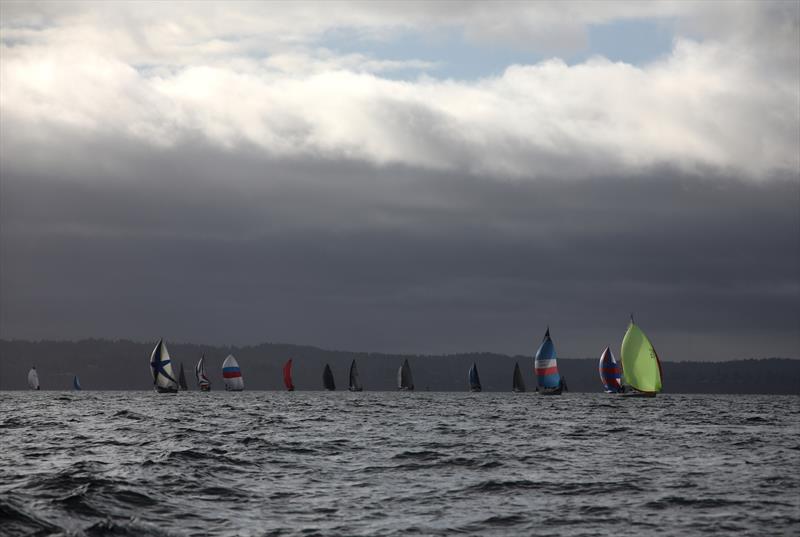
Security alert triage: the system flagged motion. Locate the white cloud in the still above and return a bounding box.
[1,1,798,180]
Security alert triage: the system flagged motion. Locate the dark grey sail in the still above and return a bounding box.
[512,362,526,392]
[397,359,414,391]
[349,360,363,392]
[323,364,336,391]
[178,362,188,391]
[468,362,482,392]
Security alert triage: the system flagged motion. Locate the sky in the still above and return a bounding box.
[1,1,798,361]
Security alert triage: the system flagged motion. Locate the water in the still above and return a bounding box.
[1,393,798,536]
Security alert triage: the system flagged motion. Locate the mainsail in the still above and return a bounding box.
[534,327,563,394]
[599,346,623,393]
[468,362,482,392]
[512,362,525,392]
[397,359,414,391]
[283,359,295,391]
[222,354,244,391]
[322,364,336,391]
[621,319,663,396]
[349,359,363,392]
[178,363,188,391]
[196,355,211,391]
[27,367,40,390]
[150,340,179,393]
[73,375,82,391]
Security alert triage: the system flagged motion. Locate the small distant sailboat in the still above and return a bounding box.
[222,355,244,391]
[468,362,482,392]
[283,359,295,391]
[348,359,363,392]
[178,363,188,391]
[512,362,525,392]
[150,339,179,393]
[322,363,336,391]
[534,327,566,395]
[27,367,40,390]
[620,317,663,397]
[73,375,82,391]
[397,359,414,391]
[599,346,623,393]
[196,355,211,391]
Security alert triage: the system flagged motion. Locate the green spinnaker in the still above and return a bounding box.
[621,322,663,393]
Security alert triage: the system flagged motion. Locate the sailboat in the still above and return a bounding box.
[27,367,40,390]
[348,359,363,392]
[322,364,336,391]
[283,359,295,391]
[222,355,244,391]
[150,339,179,393]
[196,355,211,391]
[534,327,566,395]
[73,375,82,391]
[178,363,188,391]
[620,317,663,397]
[397,359,414,391]
[512,362,525,392]
[468,362,482,392]
[599,346,623,393]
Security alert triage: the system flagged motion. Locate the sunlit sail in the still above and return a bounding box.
[620,317,663,397]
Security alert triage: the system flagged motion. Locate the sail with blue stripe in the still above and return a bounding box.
[598,346,622,393]
[150,339,179,393]
[222,355,244,391]
[534,327,561,389]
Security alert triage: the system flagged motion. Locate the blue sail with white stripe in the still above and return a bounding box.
[534,328,561,389]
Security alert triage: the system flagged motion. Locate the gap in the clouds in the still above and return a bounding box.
[317,18,677,81]
[586,18,676,65]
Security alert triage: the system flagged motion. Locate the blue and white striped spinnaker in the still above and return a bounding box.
[534,328,561,389]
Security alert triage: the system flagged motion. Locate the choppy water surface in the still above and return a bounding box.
[1,392,798,536]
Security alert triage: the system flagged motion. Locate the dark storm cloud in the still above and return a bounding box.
[1,137,798,360]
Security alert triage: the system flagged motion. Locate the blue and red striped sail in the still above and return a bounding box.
[598,346,622,393]
[534,328,561,389]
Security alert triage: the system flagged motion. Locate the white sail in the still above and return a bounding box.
[27,367,40,390]
[196,355,211,390]
[222,355,244,391]
[149,339,179,392]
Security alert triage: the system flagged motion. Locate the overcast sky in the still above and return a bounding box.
[1,1,798,360]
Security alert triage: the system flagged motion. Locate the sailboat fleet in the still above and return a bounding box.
[22,319,664,395]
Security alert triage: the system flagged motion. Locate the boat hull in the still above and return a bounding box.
[538,386,563,395]
[621,390,657,398]
[155,386,178,394]
[349,387,363,392]
[470,387,482,392]
[199,385,211,392]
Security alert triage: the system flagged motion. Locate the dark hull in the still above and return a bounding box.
[538,386,563,396]
[199,385,211,392]
[398,387,414,391]
[470,387,482,392]
[349,387,363,392]
[621,390,657,398]
[156,386,178,393]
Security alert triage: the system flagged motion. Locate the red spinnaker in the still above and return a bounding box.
[283,359,295,391]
